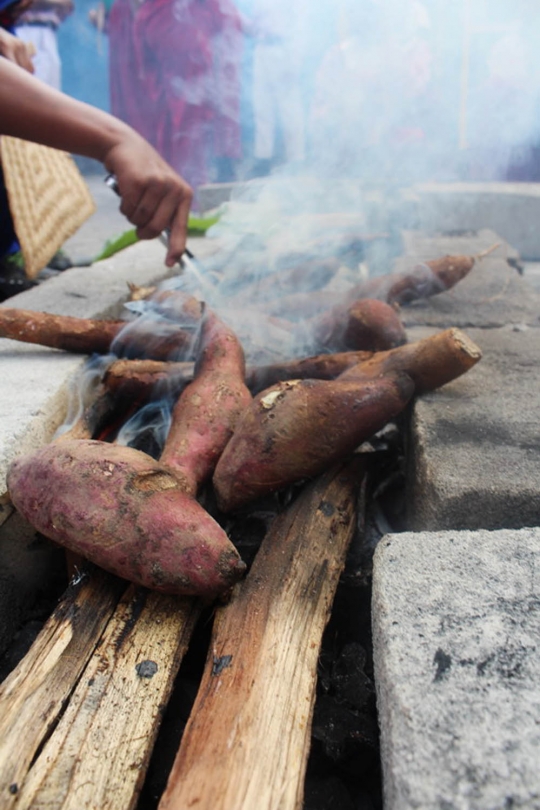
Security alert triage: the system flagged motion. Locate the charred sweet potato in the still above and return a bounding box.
[101,349,377,402]
[213,373,414,512]
[7,440,246,598]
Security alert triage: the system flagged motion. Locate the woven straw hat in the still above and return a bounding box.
[0,136,96,279]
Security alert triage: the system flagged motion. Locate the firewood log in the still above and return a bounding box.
[0,568,201,810]
[159,459,366,810]
[0,568,125,809]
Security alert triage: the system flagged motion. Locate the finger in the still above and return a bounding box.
[165,188,193,266]
[17,48,35,73]
[118,179,147,224]
[123,180,169,232]
[135,191,179,240]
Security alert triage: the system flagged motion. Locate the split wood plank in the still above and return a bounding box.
[11,585,201,810]
[159,458,366,810]
[0,567,125,808]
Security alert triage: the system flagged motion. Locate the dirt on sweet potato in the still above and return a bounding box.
[7,440,246,598]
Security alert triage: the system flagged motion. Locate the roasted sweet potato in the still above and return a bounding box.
[0,304,203,360]
[101,350,377,401]
[7,440,246,598]
[340,327,482,393]
[263,254,476,320]
[160,309,252,495]
[310,298,407,352]
[247,350,374,393]
[213,373,414,512]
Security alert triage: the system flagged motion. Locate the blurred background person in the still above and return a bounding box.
[0,0,38,293]
[14,0,74,89]
[102,0,244,202]
[247,0,308,177]
[309,0,436,183]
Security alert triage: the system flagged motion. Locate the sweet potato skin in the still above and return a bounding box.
[7,440,245,597]
[213,373,414,512]
[340,327,482,393]
[262,255,475,319]
[311,298,407,352]
[160,311,252,495]
[0,308,199,360]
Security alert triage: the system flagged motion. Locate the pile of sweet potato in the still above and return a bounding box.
[4,255,483,600]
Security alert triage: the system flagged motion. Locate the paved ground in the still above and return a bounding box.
[62,173,134,265]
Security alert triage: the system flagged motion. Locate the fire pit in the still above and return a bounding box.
[0,210,539,810]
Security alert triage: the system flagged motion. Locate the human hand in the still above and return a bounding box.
[103,134,193,266]
[0,28,34,73]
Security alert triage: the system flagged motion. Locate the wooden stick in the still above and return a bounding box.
[159,459,366,810]
[476,242,502,260]
[0,567,126,808]
[8,586,201,810]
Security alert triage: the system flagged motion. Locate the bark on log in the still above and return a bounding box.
[0,567,201,810]
[0,308,199,360]
[159,459,366,810]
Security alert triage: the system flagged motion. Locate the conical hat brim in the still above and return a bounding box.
[0,136,96,279]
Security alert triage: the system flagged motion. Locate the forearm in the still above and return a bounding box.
[0,60,135,164]
[0,60,193,264]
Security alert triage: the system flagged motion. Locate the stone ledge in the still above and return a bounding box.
[406,325,540,531]
[373,528,540,810]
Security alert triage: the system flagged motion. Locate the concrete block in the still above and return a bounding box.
[410,182,540,260]
[196,181,244,213]
[373,528,540,810]
[406,325,540,531]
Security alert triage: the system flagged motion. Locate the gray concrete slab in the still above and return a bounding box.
[372,527,540,810]
[410,181,540,261]
[522,262,540,293]
[406,324,540,531]
[61,174,133,265]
